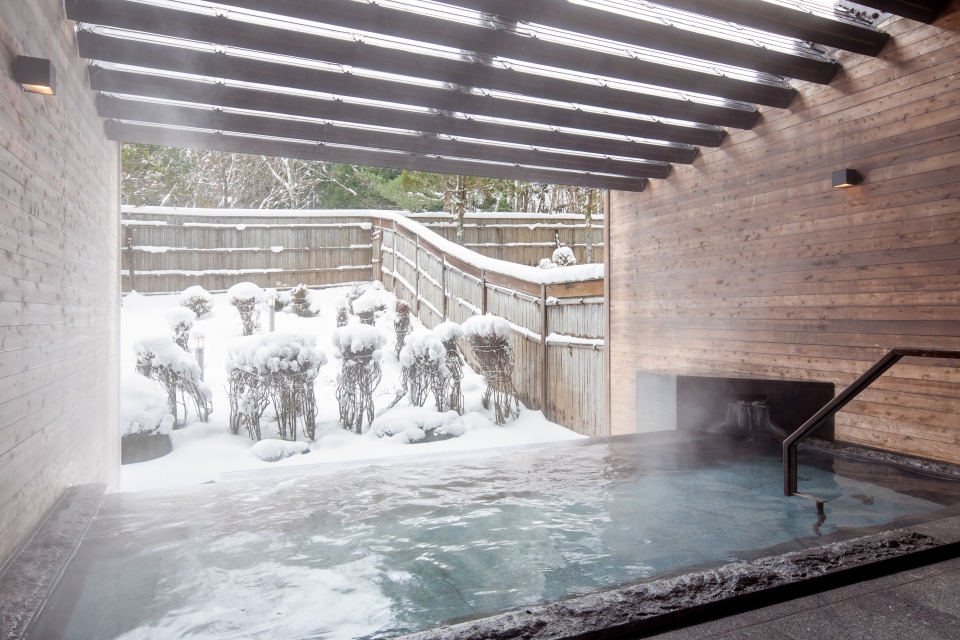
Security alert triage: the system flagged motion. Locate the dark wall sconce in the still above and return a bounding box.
[12,56,56,95]
[831,168,861,188]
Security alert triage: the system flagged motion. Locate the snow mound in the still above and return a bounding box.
[251,439,310,462]
[134,336,204,382]
[351,290,380,314]
[123,290,148,309]
[166,307,195,329]
[180,285,213,304]
[552,246,577,267]
[333,296,349,311]
[370,406,466,443]
[398,328,446,369]
[462,315,511,341]
[225,333,328,376]
[433,321,463,345]
[228,281,265,304]
[371,280,383,290]
[121,374,175,435]
[537,258,558,270]
[332,324,387,355]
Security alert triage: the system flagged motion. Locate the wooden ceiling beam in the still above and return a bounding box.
[104,121,652,192]
[159,0,797,108]
[77,31,727,143]
[89,68,703,161]
[652,0,889,56]
[97,95,672,178]
[66,0,759,127]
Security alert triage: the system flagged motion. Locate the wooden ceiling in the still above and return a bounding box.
[66,0,951,192]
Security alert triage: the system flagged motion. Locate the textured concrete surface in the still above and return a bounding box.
[646,555,960,639]
[0,484,106,640]
[399,518,960,640]
[805,440,960,481]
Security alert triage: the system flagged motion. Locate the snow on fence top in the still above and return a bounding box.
[122,206,602,222]
[225,333,328,376]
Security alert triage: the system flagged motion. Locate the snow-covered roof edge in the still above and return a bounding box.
[122,206,602,223]
[120,207,604,285]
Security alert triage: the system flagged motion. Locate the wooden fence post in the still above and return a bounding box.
[480,269,487,315]
[541,283,548,415]
[414,236,421,316]
[441,254,448,321]
[392,221,398,299]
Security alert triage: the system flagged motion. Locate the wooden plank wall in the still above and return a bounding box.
[406,213,604,266]
[377,218,606,436]
[608,10,960,463]
[0,0,120,566]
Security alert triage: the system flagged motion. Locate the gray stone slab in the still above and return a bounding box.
[0,484,106,640]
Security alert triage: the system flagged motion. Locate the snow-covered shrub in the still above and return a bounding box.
[398,328,449,411]
[265,287,286,311]
[134,336,212,427]
[435,321,465,414]
[179,285,214,317]
[370,406,466,444]
[462,315,520,425]
[537,258,558,270]
[352,290,380,325]
[345,284,364,309]
[225,333,327,441]
[334,296,350,327]
[552,246,577,267]
[332,324,386,433]
[228,282,265,335]
[288,284,317,318]
[166,308,195,351]
[121,374,175,436]
[394,299,413,358]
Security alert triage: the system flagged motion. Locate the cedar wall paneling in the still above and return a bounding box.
[608,10,960,463]
[0,0,119,565]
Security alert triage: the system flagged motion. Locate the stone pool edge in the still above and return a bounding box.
[398,515,960,640]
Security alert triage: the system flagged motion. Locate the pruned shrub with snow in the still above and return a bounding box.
[552,246,577,267]
[334,296,350,327]
[394,299,413,358]
[435,321,465,414]
[462,315,520,425]
[166,308,195,351]
[225,333,327,441]
[345,284,364,309]
[134,336,212,427]
[398,328,449,412]
[288,283,317,317]
[352,290,380,326]
[332,324,386,433]
[179,285,214,317]
[121,374,175,436]
[228,282,265,335]
[537,258,558,270]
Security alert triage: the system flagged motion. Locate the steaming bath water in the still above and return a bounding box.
[29,433,960,639]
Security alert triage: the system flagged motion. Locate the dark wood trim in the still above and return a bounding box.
[854,0,952,23]
[484,270,542,297]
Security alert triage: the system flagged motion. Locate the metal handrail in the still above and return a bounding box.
[784,347,960,497]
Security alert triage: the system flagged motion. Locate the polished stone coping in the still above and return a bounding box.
[0,484,106,640]
[399,516,960,640]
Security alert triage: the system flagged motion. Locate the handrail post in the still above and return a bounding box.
[414,236,421,317]
[441,253,448,321]
[541,283,548,414]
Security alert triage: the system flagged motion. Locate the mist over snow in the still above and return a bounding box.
[120,285,583,491]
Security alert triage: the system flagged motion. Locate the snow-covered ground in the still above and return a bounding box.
[120,285,585,491]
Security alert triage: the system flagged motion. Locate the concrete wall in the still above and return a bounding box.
[0,0,120,566]
[607,10,960,463]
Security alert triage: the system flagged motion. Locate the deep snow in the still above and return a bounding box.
[120,286,584,491]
